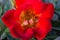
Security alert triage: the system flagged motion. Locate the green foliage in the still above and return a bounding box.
[0,6,2,17]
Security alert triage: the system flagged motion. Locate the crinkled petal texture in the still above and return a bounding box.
[2,0,54,40]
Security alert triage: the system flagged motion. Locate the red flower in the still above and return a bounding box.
[2,0,54,40]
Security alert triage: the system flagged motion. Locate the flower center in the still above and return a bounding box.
[20,9,40,29]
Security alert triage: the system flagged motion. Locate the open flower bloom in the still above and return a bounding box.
[2,0,54,40]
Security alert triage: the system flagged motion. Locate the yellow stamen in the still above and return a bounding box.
[19,9,41,29]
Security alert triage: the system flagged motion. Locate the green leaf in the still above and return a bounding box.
[1,33,7,39]
[55,8,60,12]
[0,6,2,17]
[0,18,3,25]
[54,36,60,40]
[53,27,60,30]
[7,33,19,40]
[32,38,36,40]
[1,28,9,39]
[4,28,9,33]
[3,0,12,13]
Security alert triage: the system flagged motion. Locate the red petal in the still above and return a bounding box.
[34,3,54,39]
[14,0,46,19]
[2,9,15,29]
[34,19,52,40]
[33,3,54,40]
[16,0,42,8]
[16,0,25,8]
[10,25,33,39]
[40,3,54,20]
[2,8,33,39]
